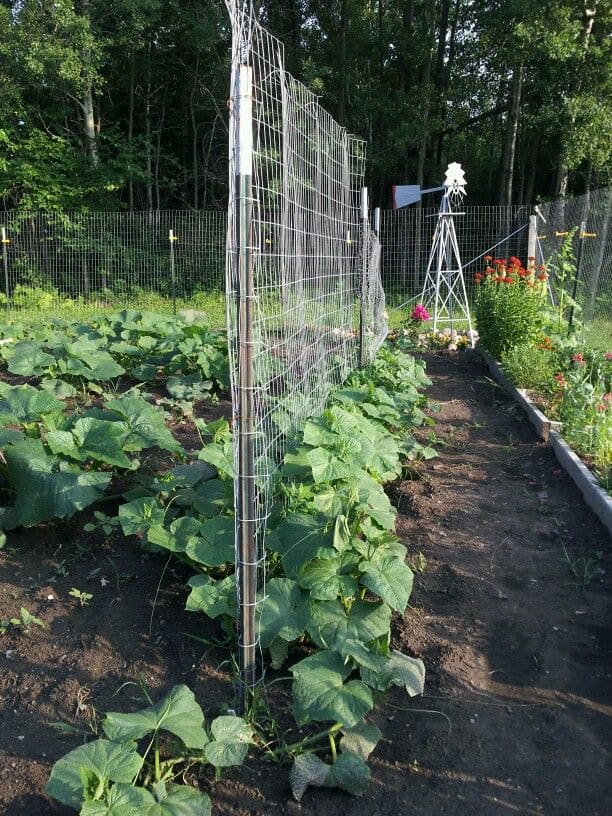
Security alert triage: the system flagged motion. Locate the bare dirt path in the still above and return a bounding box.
[0,350,609,816]
[213,350,611,816]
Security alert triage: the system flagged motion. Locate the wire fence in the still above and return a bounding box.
[0,191,609,342]
[224,1,385,697]
[380,204,531,310]
[0,210,226,313]
[535,187,612,340]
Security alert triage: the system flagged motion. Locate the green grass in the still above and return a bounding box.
[2,290,228,330]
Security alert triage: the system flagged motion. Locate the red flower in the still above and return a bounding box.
[603,393,612,402]
[605,352,612,361]
[537,273,548,281]
[596,403,606,413]
[554,373,567,388]
[484,255,492,261]
[572,353,585,366]
[474,273,484,283]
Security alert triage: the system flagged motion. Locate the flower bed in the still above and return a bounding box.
[473,244,611,506]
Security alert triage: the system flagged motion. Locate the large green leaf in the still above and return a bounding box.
[118,498,165,536]
[166,373,213,401]
[147,516,201,553]
[47,417,132,469]
[2,438,111,527]
[80,783,152,816]
[306,447,353,483]
[339,721,382,761]
[359,551,413,613]
[184,516,234,567]
[103,685,208,749]
[204,716,252,768]
[306,599,391,652]
[298,553,359,601]
[257,578,308,648]
[80,783,211,816]
[290,651,373,728]
[270,513,335,578]
[0,385,63,425]
[46,739,144,809]
[185,575,236,619]
[289,750,371,802]
[58,349,125,381]
[105,395,182,455]
[6,341,55,376]
[197,440,234,479]
[361,649,426,696]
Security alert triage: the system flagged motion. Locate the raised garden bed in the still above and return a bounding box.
[479,346,612,537]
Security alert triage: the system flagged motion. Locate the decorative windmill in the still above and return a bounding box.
[419,162,474,343]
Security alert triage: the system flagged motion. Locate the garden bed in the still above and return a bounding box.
[1,350,610,815]
[479,347,612,536]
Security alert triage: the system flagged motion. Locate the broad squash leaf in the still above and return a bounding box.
[103,685,208,749]
[361,649,426,696]
[2,438,111,527]
[306,599,391,652]
[256,578,308,647]
[46,740,143,810]
[186,574,236,619]
[290,650,373,728]
[359,551,413,613]
[289,750,371,802]
[204,716,252,768]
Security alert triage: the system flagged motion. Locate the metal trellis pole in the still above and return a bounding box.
[169,229,178,315]
[1,227,9,308]
[359,187,368,368]
[568,220,586,334]
[235,62,257,711]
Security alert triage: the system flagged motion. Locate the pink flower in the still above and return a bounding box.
[411,304,430,322]
[605,352,612,361]
[572,352,584,365]
[554,373,567,388]
[596,403,606,413]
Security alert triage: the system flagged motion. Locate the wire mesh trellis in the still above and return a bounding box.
[224,1,385,701]
[0,210,226,313]
[535,187,612,340]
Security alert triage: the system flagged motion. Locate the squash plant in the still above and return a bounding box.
[110,344,433,800]
[47,684,253,815]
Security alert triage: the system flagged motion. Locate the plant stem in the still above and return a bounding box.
[328,731,337,763]
[267,722,342,760]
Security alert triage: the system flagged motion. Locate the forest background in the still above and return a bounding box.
[0,0,610,213]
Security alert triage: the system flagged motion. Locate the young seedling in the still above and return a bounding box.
[69,588,93,606]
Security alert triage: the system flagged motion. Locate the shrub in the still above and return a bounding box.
[474,256,547,359]
[501,343,558,393]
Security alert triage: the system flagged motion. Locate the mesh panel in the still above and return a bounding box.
[0,210,226,314]
[225,2,386,689]
[535,187,612,332]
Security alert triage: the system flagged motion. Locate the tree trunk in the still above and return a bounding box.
[144,38,153,212]
[436,0,461,167]
[556,2,598,196]
[127,55,135,211]
[190,58,200,210]
[155,95,166,211]
[416,4,435,189]
[78,0,99,167]
[499,63,523,207]
[337,0,348,125]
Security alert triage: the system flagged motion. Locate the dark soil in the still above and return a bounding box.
[1,350,610,816]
